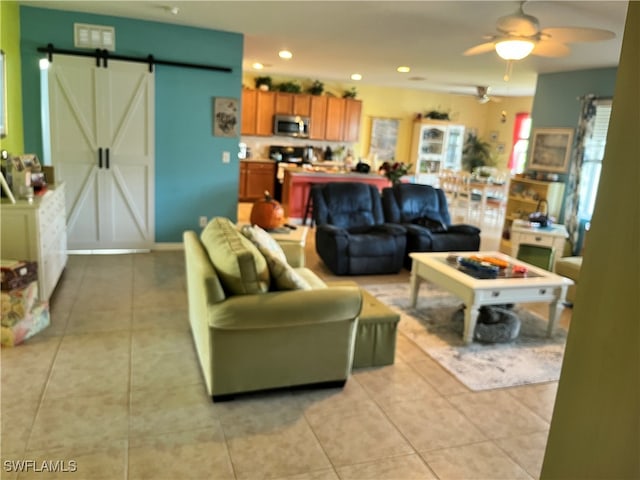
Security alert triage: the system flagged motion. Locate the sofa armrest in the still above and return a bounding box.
[376,223,407,236]
[448,224,481,236]
[403,223,435,239]
[208,285,362,330]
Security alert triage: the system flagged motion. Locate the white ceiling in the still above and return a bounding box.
[21,0,629,97]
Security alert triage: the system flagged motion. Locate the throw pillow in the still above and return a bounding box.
[200,217,270,295]
[241,225,311,291]
[240,225,287,263]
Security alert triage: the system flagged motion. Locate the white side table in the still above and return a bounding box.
[510,220,568,271]
[268,226,309,267]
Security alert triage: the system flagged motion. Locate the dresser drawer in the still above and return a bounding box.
[516,232,555,247]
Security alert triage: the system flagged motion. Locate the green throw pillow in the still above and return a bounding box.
[200,218,270,294]
[241,225,311,291]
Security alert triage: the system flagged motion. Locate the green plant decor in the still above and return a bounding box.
[462,133,493,172]
[425,110,450,120]
[342,87,357,99]
[276,81,302,93]
[254,76,272,90]
[307,80,324,96]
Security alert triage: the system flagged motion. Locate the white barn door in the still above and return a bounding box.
[48,55,155,250]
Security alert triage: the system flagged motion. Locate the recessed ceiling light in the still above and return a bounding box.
[408,76,426,81]
[252,62,264,70]
[397,66,411,73]
[278,50,293,60]
[165,6,179,15]
[350,73,362,81]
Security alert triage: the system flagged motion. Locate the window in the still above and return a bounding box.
[509,113,531,173]
[578,99,612,221]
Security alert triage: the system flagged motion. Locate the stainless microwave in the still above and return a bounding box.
[273,115,310,138]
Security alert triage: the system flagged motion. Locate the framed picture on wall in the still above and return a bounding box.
[529,128,574,173]
[212,97,239,137]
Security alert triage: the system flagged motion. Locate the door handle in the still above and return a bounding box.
[98,147,103,168]
[106,148,110,169]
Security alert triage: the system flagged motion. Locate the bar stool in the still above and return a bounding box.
[302,183,319,226]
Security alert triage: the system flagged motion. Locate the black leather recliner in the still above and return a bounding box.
[311,182,406,275]
[382,183,481,268]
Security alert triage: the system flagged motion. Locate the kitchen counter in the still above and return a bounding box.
[240,158,274,163]
[282,168,393,223]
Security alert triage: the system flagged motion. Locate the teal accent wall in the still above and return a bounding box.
[528,67,617,223]
[19,6,243,242]
[531,68,617,129]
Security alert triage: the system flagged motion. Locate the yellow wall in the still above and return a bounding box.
[0,0,24,154]
[243,73,532,170]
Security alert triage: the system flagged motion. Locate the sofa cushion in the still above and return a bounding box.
[201,217,270,295]
[241,225,312,291]
[555,256,582,281]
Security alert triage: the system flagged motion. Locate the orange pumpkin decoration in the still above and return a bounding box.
[250,191,285,230]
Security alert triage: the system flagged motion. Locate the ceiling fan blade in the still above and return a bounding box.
[531,40,570,58]
[541,27,616,43]
[463,42,496,56]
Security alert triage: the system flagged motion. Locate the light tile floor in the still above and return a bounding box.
[0,207,572,480]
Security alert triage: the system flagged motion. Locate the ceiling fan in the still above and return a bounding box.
[464,1,616,78]
[454,86,501,104]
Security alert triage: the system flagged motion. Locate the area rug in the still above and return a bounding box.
[363,282,568,391]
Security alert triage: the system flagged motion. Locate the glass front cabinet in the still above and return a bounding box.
[410,120,465,185]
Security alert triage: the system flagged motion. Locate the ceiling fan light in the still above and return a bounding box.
[495,39,535,60]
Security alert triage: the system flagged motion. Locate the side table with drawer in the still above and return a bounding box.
[510,220,568,271]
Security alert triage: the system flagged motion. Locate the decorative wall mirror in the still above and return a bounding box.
[0,50,6,138]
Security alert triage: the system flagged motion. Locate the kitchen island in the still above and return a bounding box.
[282,166,392,223]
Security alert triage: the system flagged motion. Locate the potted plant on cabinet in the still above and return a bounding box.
[342,87,357,99]
[307,80,324,96]
[255,76,272,91]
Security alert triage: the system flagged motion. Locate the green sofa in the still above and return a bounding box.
[183,218,363,401]
[554,256,582,303]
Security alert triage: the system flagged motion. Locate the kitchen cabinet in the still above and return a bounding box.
[241,89,258,135]
[239,161,276,202]
[499,177,565,254]
[1,184,68,300]
[309,95,328,140]
[342,99,362,142]
[409,120,465,185]
[275,93,311,117]
[241,89,362,142]
[241,90,276,136]
[325,97,346,141]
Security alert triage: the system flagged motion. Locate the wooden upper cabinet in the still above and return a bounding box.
[342,99,362,142]
[275,93,294,114]
[274,93,311,117]
[242,89,275,136]
[255,91,276,136]
[242,89,361,141]
[293,94,311,116]
[325,97,346,141]
[241,89,257,136]
[309,96,328,140]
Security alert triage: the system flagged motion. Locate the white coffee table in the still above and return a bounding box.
[409,251,574,344]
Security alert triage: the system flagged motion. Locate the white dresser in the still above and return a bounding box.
[1,183,68,300]
[510,219,568,271]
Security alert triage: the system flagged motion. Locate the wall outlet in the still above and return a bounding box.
[199,216,208,228]
[222,151,230,163]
